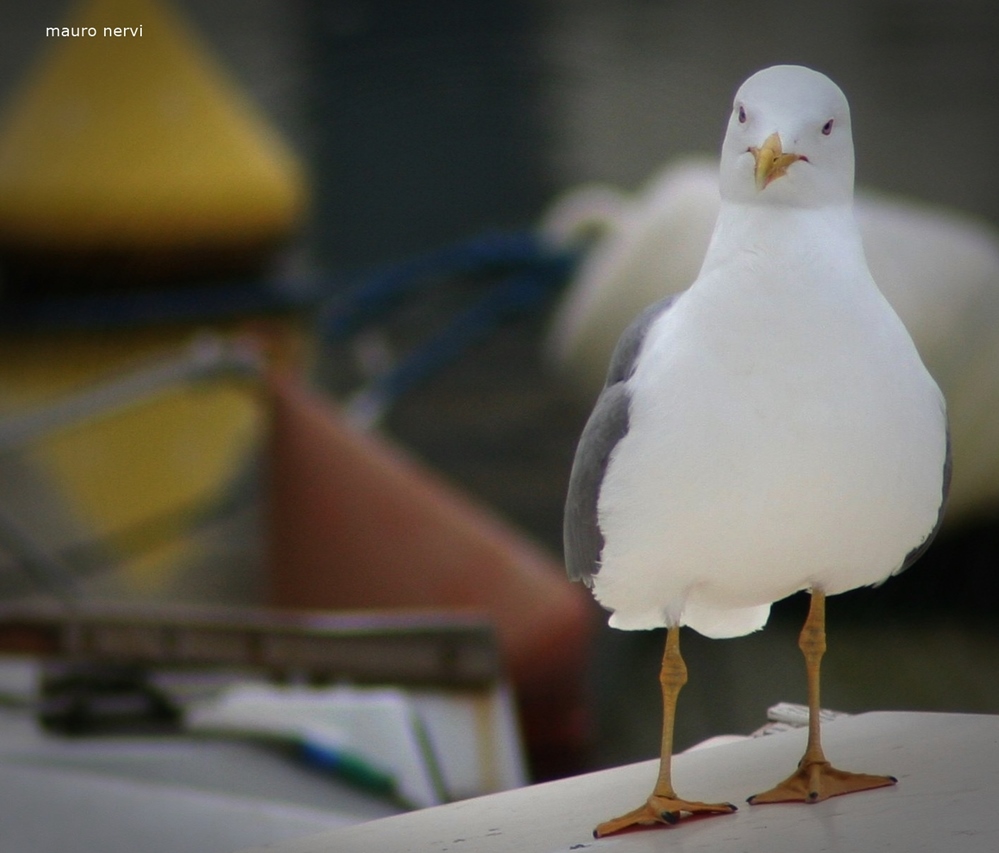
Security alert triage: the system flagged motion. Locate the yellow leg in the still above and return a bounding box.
[748,590,896,805]
[594,626,736,837]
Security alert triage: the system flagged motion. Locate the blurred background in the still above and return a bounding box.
[0,0,998,818]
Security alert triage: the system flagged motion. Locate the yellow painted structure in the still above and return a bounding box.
[0,329,269,596]
[0,0,311,599]
[0,0,307,252]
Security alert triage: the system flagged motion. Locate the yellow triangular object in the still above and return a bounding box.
[0,0,307,252]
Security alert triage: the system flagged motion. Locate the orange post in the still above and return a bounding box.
[263,370,596,777]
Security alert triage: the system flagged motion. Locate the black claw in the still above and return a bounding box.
[746,795,756,804]
[726,803,738,812]
[660,811,679,825]
[888,776,898,783]
[592,829,599,839]
[807,791,819,801]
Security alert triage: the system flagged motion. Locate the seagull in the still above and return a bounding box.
[564,64,950,838]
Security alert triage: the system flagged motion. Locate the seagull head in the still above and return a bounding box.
[719,65,854,208]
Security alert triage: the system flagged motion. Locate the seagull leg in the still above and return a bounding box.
[594,626,736,837]
[748,589,896,805]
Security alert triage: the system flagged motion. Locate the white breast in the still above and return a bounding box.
[591,205,947,637]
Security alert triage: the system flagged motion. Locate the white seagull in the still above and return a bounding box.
[564,64,950,837]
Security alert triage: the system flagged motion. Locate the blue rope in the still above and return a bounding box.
[322,229,579,420]
[0,228,582,417]
[0,276,320,331]
[320,229,568,338]
[366,263,565,405]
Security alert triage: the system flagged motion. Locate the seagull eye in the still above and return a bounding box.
[822,119,834,136]
[738,106,747,124]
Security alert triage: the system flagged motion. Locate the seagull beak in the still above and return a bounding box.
[750,133,804,191]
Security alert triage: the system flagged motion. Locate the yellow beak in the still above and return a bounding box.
[750,133,803,191]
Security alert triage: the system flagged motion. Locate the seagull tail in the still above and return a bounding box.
[681,601,772,639]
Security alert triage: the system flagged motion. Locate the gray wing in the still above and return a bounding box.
[563,295,677,585]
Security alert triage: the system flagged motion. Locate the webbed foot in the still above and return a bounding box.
[748,759,896,805]
[594,793,736,837]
